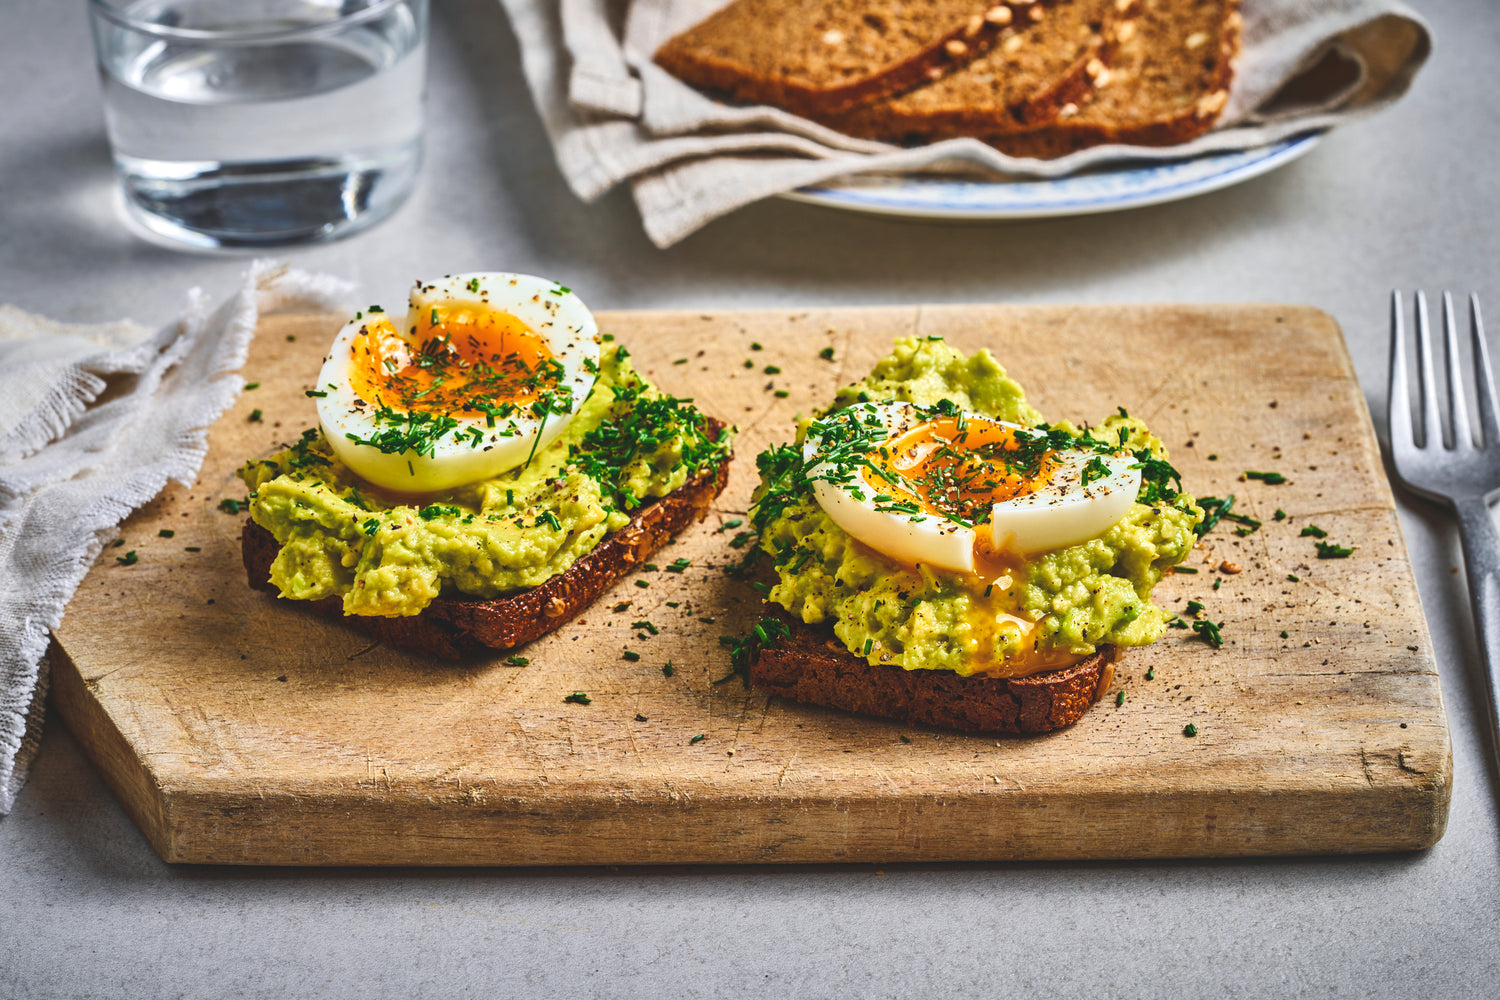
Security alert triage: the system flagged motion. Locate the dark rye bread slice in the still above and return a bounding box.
[987,0,1241,157]
[242,421,731,661]
[654,0,1043,117]
[752,611,1120,733]
[821,0,1122,141]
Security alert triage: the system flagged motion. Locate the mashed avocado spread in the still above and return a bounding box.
[749,337,1203,677]
[240,343,729,617]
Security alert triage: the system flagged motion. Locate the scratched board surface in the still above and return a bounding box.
[51,303,1450,865]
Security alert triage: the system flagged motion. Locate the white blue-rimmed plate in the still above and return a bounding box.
[781,133,1322,220]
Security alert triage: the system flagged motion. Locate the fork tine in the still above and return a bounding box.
[1443,292,1474,449]
[1472,293,1500,448]
[1416,291,1444,447]
[1390,290,1414,446]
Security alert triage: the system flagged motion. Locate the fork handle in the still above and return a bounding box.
[1454,497,1500,775]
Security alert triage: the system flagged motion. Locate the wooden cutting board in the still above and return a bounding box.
[50,303,1451,865]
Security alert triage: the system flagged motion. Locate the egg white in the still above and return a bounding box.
[805,401,1142,575]
[316,272,600,494]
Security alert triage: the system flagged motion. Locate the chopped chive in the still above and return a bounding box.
[1191,619,1224,649]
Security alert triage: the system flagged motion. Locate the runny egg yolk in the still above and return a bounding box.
[866,416,1060,526]
[348,304,560,418]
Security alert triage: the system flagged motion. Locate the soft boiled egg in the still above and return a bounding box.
[804,401,1141,575]
[316,273,600,494]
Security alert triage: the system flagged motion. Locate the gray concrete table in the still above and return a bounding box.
[3,1,1497,996]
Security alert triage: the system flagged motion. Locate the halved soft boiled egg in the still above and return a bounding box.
[316,273,600,494]
[804,401,1142,575]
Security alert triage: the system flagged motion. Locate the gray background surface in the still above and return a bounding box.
[2,1,1498,996]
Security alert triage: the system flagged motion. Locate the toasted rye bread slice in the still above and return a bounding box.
[752,611,1119,733]
[654,0,1042,118]
[242,422,731,661]
[821,0,1122,141]
[985,0,1241,157]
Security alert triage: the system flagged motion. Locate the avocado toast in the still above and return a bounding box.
[238,274,733,659]
[742,336,1202,732]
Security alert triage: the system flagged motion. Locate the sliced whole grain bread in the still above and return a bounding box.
[654,0,1041,117]
[752,611,1119,733]
[242,421,732,660]
[821,0,1122,141]
[986,0,1241,157]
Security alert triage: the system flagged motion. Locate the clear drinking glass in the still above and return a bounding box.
[87,0,428,249]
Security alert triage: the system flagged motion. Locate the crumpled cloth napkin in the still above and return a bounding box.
[500,0,1431,247]
[0,263,354,815]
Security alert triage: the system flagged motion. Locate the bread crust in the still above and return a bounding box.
[242,422,731,660]
[653,1,1036,117]
[984,0,1241,157]
[821,0,1121,141]
[752,610,1118,733]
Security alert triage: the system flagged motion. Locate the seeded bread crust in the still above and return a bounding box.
[242,421,731,661]
[821,0,1122,141]
[752,610,1119,733]
[654,0,1042,117]
[985,0,1241,157]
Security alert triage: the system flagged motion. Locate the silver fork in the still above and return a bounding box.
[1388,290,1500,774]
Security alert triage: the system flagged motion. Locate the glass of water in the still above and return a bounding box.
[88,0,428,250]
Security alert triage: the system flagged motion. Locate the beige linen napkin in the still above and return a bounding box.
[499,0,1430,247]
[0,263,354,815]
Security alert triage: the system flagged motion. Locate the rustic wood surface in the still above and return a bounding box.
[49,303,1451,865]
